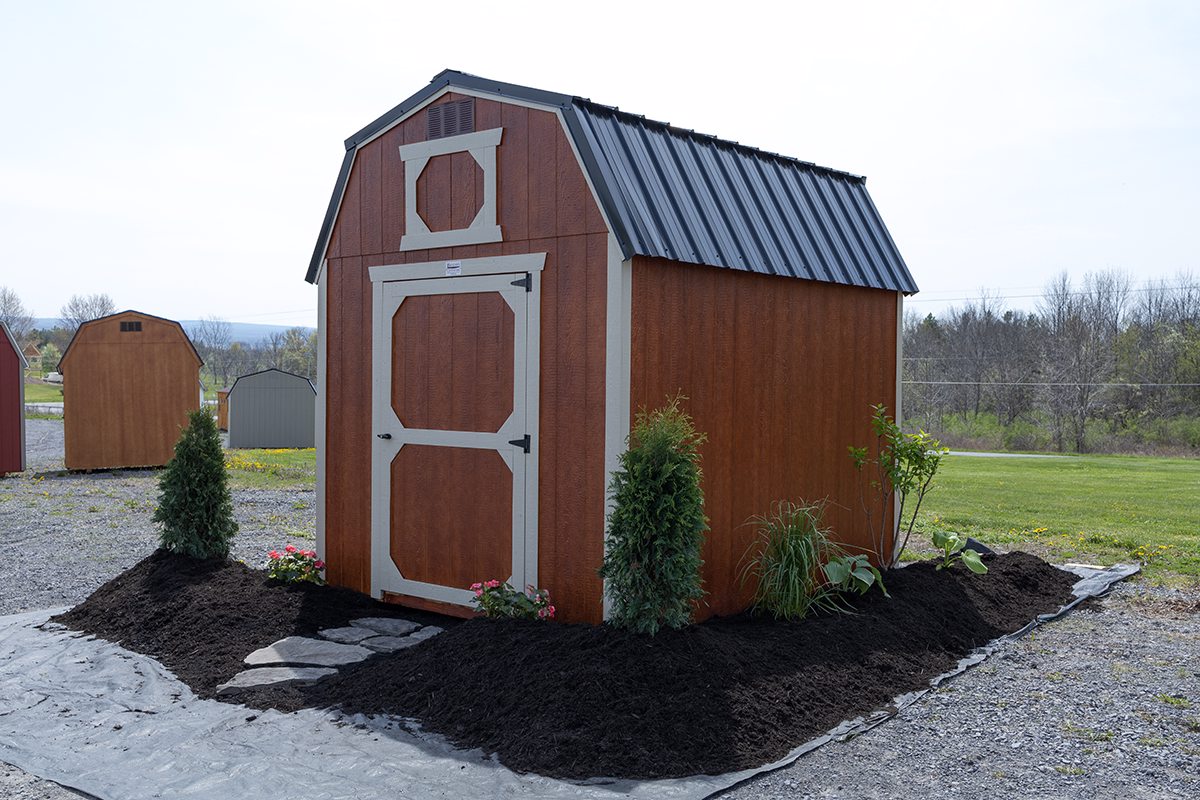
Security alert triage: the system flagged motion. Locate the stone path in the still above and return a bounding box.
[216,617,443,696]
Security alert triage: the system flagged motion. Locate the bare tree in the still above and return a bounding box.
[0,286,35,342]
[189,316,234,386]
[59,293,116,333]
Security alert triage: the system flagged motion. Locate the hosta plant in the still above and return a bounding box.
[471,580,555,620]
[267,545,326,584]
[823,553,889,597]
[931,530,989,574]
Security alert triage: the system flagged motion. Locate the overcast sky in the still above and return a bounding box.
[1,0,1196,327]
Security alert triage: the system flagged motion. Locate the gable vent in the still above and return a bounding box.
[427,98,475,140]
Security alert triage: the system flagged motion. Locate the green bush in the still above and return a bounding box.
[598,396,707,634]
[154,409,238,559]
[741,500,846,620]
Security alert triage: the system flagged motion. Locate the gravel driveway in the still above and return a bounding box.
[2,419,1197,799]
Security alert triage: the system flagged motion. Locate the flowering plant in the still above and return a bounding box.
[470,579,555,620]
[267,544,326,585]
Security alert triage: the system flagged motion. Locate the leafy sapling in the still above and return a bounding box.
[849,404,949,567]
[931,530,989,573]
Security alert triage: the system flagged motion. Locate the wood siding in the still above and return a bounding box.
[0,333,22,474]
[629,257,899,620]
[322,93,609,623]
[61,312,201,470]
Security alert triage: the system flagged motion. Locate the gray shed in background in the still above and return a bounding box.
[226,368,316,449]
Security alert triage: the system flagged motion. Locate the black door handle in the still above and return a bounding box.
[376,433,392,440]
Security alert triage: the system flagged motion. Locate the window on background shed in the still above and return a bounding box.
[119,321,142,332]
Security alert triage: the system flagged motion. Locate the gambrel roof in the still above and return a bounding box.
[306,70,917,294]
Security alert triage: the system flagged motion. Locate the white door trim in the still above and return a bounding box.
[370,267,540,607]
[369,252,545,284]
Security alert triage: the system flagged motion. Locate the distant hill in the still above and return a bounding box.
[34,318,315,346]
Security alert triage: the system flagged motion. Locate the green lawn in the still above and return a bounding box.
[914,454,1200,585]
[224,448,316,490]
[23,382,63,402]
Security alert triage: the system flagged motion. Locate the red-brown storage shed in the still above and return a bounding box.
[0,321,28,475]
[60,310,202,470]
[306,71,917,623]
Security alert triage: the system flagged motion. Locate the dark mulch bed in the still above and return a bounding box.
[52,549,457,696]
[56,550,1077,782]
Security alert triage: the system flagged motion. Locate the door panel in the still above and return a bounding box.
[389,445,513,588]
[372,272,532,608]
[391,292,514,433]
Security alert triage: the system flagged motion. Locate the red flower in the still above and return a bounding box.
[314,560,325,569]
[268,550,280,559]
[285,544,297,554]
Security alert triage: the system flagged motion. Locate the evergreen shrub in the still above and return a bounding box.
[598,396,707,634]
[154,409,238,559]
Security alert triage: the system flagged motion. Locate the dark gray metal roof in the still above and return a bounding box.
[307,70,917,294]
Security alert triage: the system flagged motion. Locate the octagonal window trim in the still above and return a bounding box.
[398,127,503,252]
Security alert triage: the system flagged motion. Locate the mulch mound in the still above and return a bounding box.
[52,550,455,696]
[57,550,1076,781]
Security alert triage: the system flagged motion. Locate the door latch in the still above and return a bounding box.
[376,433,392,440]
[507,434,531,453]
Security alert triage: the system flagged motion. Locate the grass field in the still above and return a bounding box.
[23,382,63,402]
[224,448,315,490]
[914,453,1200,585]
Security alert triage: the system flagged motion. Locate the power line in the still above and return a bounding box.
[906,283,1200,306]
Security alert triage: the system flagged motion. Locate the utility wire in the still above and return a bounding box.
[907,282,1200,305]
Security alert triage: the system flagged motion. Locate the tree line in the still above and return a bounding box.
[0,287,316,387]
[903,270,1200,454]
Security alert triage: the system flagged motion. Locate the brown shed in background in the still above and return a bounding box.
[59,310,202,470]
[306,71,918,624]
[216,388,230,431]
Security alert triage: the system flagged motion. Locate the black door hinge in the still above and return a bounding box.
[511,273,531,292]
[507,434,531,453]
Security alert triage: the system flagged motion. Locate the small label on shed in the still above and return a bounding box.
[445,261,462,277]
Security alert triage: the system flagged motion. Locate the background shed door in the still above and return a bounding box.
[371,274,533,608]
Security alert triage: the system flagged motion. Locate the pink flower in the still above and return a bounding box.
[301,549,315,558]
[268,550,280,559]
[314,560,325,569]
[485,579,501,589]
[469,582,482,591]
[285,544,297,554]
[474,589,483,598]
[546,605,556,618]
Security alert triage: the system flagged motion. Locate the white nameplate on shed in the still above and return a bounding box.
[445,261,462,277]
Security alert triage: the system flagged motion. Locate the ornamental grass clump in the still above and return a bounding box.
[742,500,850,620]
[154,409,238,559]
[599,396,708,635]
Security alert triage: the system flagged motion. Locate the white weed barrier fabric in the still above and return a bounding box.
[0,564,1138,800]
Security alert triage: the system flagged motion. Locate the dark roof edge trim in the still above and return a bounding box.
[59,309,204,371]
[305,149,355,284]
[228,367,317,395]
[0,321,29,369]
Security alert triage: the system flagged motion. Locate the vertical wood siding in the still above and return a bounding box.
[323,93,609,622]
[0,335,22,474]
[629,257,899,620]
[61,313,201,470]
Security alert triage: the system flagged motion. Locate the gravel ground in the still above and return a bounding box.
[2,419,1197,799]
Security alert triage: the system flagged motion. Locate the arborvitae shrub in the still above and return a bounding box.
[154,409,238,559]
[599,396,707,634]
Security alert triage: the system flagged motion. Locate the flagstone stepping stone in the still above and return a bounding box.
[407,625,444,642]
[215,667,337,696]
[244,636,372,667]
[349,617,421,637]
[319,626,377,645]
[359,635,422,653]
